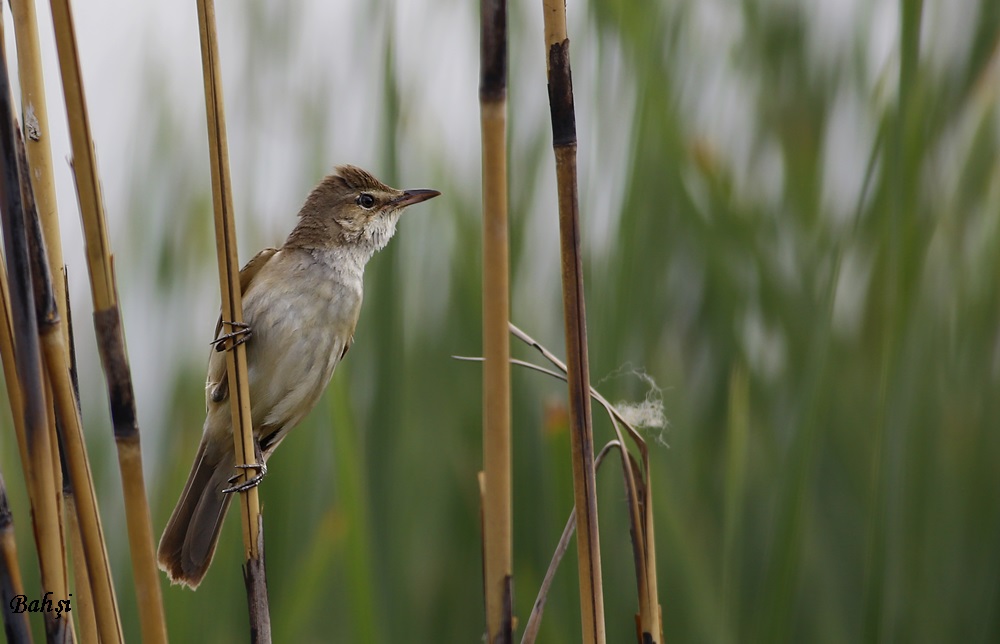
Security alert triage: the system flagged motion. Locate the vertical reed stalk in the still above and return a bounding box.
[480,0,513,641]
[64,485,98,643]
[10,0,66,346]
[6,2,70,597]
[195,0,271,639]
[539,1,605,641]
[20,124,123,642]
[59,270,98,644]
[45,0,167,639]
[0,49,68,642]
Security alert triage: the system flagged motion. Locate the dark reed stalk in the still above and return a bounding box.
[538,1,605,641]
[6,0,70,599]
[0,44,69,643]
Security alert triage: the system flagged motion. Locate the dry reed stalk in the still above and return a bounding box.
[0,226,49,644]
[59,270,98,644]
[46,0,167,638]
[538,1,605,641]
[196,0,271,638]
[480,0,513,641]
[0,471,32,643]
[7,0,76,607]
[1,0,69,598]
[10,0,66,347]
[63,483,98,644]
[18,125,123,643]
[0,51,68,642]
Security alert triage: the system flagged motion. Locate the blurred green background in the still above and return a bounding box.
[2,0,1000,641]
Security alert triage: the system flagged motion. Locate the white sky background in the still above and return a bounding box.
[0,0,985,481]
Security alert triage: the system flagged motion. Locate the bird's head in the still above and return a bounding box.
[290,165,440,254]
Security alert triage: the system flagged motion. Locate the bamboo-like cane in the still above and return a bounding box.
[196,0,271,639]
[45,0,167,639]
[538,2,605,641]
[0,52,68,643]
[480,0,513,641]
[0,471,32,644]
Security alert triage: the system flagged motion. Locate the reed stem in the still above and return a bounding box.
[480,0,513,641]
[196,0,271,638]
[539,1,605,641]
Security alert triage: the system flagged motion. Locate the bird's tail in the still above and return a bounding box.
[157,436,233,589]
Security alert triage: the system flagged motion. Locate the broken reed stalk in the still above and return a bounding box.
[507,323,662,642]
[0,50,68,642]
[196,0,271,638]
[455,322,664,643]
[0,471,32,643]
[480,0,513,641]
[46,0,167,639]
[539,1,605,641]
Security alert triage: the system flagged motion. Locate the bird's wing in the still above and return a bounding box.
[211,247,279,341]
[206,247,279,407]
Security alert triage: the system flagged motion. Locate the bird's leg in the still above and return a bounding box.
[223,438,267,494]
[211,320,252,352]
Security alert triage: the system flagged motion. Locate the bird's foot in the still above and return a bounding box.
[223,461,268,494]
[211,321,252,352]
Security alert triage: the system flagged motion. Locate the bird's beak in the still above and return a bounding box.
[392,189,441,208]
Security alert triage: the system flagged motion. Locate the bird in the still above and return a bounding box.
[157,165,439,589]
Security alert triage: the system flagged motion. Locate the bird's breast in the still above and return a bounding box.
[240,250,363,434]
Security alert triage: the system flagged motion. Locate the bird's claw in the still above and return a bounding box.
[211,321,252,352]
[223,461,268,494]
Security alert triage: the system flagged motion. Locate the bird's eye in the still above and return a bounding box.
[357,193,376,209]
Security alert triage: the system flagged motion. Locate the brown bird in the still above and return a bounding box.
[157,165,439,588]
